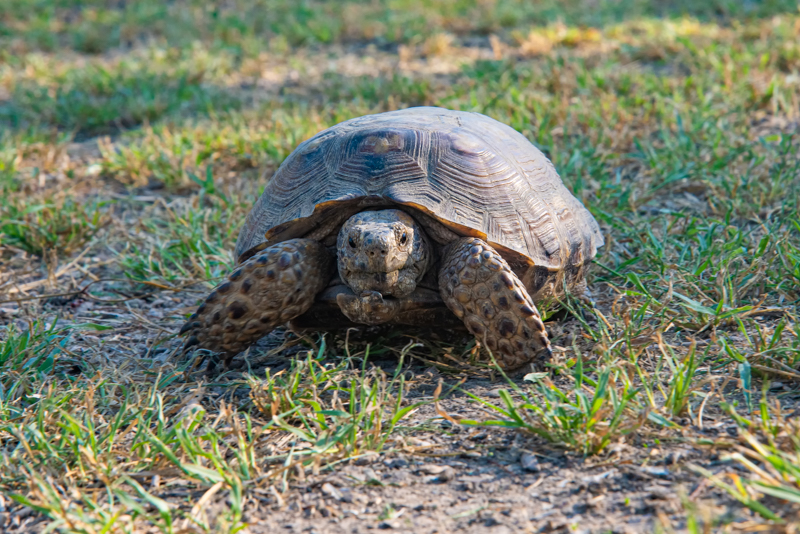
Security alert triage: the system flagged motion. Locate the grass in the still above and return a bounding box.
[0,48,242,138]
[1,333,432,532]
[460,359,647,455]
[4,0,796,54]
[688,381,800,523]
[112,192,239,284]
[0,0,799,531]
[0,195,110,257]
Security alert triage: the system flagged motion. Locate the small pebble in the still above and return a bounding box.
[321,483,342,501]
[384,458,409,469]
[418,465,455,482]
[581,470,616,486]
[484,516,501,527]
[0,307,19,318]
[645,485,672,499]
[640,466,670,479]
[665,450,687,465]
[355,452,379,465]
[338,487,354,503]
[437,466,456,482]
[418,465,447,475]
[362,468,381,484]
[520,453,540,472]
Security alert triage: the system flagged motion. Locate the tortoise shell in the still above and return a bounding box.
[235,107,603,280]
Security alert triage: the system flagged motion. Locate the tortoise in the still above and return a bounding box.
[180,107,603,370]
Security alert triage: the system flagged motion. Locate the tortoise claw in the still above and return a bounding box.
[336,289,403,325]
[183,335,200,349]
[537,346,553,366]
[179,321,200,336]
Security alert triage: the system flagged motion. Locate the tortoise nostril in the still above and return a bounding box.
[380,249,387,255]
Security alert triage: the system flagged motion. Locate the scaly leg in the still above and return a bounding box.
[439,237,552,370]
[180,239,334,368]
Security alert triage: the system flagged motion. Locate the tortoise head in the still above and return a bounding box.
[337,209,431,298]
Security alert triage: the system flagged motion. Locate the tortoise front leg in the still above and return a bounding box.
[179,239,334,369]
[335,289,404,325]
[439,237,552,370]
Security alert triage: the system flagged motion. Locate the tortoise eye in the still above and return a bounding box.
[348,237,357,248]
[399,232,408,245]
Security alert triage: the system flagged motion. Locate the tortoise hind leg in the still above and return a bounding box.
[180,238,334,369]
[438,237,552,370]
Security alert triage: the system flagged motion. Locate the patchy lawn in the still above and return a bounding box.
[1,1,799,532]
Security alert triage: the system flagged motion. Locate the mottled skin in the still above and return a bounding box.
[181,209,552,370]
[438,238,550,369]
[180,239,333,359]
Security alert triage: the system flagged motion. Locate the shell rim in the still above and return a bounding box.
[238,197,601,272]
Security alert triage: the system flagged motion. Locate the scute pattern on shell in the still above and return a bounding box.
[235,107,603,273]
